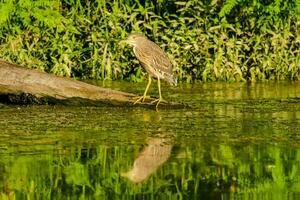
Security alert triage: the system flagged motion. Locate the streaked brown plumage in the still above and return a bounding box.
[120,33,177,109]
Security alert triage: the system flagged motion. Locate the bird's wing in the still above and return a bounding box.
[137,40,173,75]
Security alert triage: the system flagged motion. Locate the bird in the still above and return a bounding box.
[120,32,177,110]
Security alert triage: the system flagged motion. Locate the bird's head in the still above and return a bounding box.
[119,32,146,47]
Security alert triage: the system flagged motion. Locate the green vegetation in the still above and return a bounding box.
[0,0,299,82]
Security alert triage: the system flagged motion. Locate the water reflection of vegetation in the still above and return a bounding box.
[0,82,299,198]
[0,139,299,199]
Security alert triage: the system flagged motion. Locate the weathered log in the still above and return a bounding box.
[0,60,185,108]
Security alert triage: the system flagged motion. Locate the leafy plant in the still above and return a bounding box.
[0,0,299,82]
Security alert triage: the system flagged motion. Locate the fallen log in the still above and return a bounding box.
[0,60,184,109]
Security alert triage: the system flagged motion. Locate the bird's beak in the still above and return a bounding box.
[119,39,127,45]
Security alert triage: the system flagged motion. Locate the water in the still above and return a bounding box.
[0,81,300,199]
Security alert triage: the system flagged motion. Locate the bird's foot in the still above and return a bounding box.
[133,95,151,104]
[151,98,167,111]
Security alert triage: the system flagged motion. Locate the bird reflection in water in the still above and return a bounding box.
[122,137,173,183]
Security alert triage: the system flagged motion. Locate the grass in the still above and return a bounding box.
[0,0,299,83]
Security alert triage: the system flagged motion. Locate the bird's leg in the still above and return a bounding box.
[151,78,166,110]
[134,75,152,104]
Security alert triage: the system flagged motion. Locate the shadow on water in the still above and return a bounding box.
[0,81,300,199]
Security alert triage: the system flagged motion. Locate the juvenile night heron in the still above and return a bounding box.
[120,33,177,109]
